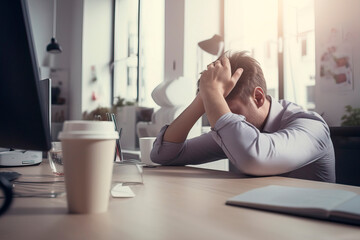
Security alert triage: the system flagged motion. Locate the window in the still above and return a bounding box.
[113,0,139,103]
[283,0,315,110]
[225,0,279,101]
[224,0,315,109]
[113,0,164,108]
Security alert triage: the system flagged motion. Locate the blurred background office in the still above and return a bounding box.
[27,0,360,126]
[26,0,360,175]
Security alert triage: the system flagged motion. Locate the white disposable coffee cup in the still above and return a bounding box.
[58,120,119,214]
[139,137,158,166]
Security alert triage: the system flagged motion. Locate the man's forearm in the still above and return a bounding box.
[163,95,205,143]
[197,56,242,127]
[201,89,231,128]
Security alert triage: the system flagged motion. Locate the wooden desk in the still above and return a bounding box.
[1,162,360,240]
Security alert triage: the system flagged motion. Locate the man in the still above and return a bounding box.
[150,51,335,182]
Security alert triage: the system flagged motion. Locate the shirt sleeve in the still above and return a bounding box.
[211,112,331,176]
[150,125,227,166]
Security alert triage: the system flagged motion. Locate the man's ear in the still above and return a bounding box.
[252,87,266,108]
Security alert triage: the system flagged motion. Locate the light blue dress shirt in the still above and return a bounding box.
[151,97,335,183]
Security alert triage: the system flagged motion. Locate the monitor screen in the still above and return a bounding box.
[0,0,51,151]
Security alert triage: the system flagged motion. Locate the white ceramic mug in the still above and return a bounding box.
[58,120,119,214]
[139,137,158,166]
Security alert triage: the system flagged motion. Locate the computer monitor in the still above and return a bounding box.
[0,0,51,152]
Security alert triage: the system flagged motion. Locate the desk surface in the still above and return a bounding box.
[1,162,360,240]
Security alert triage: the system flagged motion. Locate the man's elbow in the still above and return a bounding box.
[150,151,165,165]
[231,152,272,176]
[235,161,264,176]
[150,149,173,165]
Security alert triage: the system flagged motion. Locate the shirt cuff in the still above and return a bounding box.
[153,124,184,155]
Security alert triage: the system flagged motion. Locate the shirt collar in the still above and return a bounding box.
[262,96,284,133]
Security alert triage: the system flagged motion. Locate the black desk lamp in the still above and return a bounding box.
[46,0,62,54]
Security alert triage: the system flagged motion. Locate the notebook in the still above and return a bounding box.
[226,185,360,225]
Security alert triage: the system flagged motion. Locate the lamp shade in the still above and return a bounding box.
[198,34,224,56]
[46,37,62,54]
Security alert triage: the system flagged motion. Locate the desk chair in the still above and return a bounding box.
[330,126,360,187]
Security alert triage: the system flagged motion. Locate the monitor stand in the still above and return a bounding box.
[0,149,42,167]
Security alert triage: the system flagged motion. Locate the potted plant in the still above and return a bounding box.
[82,107,112,121]
[112,96,136,110]
[341,105,360,126]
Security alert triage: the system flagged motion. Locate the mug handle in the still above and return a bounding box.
[0,176,13,216]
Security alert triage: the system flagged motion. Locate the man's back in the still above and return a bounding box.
[265,99,335,182]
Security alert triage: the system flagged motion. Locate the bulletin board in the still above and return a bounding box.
[319,26,354,92]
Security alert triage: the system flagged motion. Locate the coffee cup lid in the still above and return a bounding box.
[58,121,119,140]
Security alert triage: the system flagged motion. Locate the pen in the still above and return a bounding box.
[106,113,121,162]
[119,127,123,140]
[111,113,123,162]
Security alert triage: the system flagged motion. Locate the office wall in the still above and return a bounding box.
[27,0,52,67]
[28,0,113,120]
[164,0,185,82]
[315,0,360,126]
[66,0,84,120]
[27,0,74,75]
[82,0,113,113]
[184,0,221,82]
[27,0,84,120]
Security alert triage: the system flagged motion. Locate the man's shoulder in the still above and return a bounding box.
[263,97,325,133]
[278,99,304,111]
[276,99,327,128]
[274,100,331,147]
[278,99,321,118]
